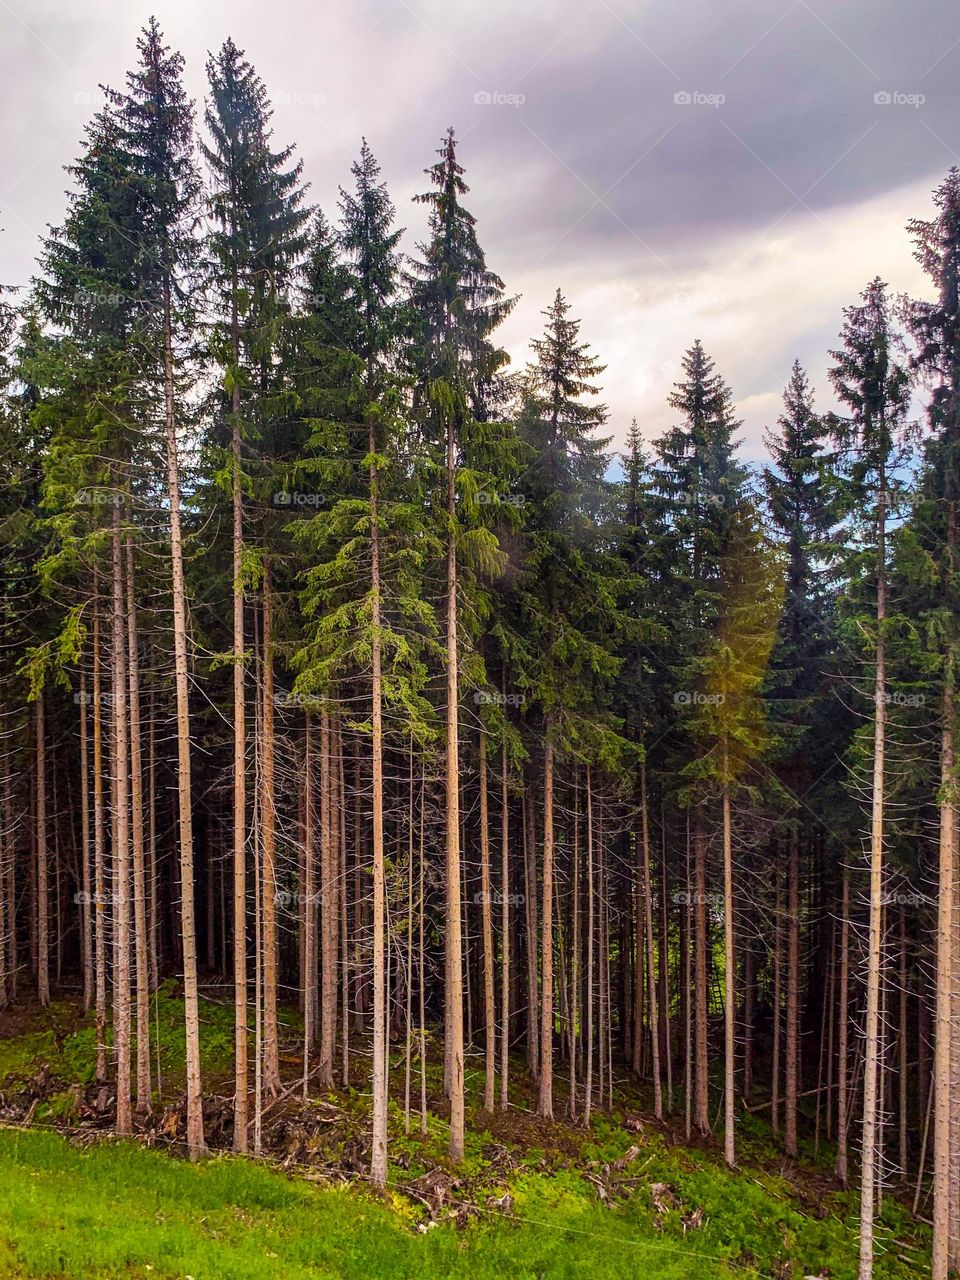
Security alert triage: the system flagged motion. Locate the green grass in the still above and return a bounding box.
[0,1128,739,1279]
[0,1124,930,1280]
[0,992,931,1279]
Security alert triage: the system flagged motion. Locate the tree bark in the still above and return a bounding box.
[479,732,496,1111]
[538,733,555,1119]
[934,659,955,1280]
[858,466,887,1280]
[110,505,131,1135]
[261,560,280,1097]
[641,761,662,1121]
[125,540,151,1114]
[162,288,205,1158]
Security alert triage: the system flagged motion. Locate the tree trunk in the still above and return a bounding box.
[303,712,317,1093]
[369,422,389,1187]
[583,765,594,1127]
[837,868,850,1185]
[319,710,337,1086]
[125,540,151,1114]
[641,761,662,1121]
[163,289,205,1158]
[722,761,735,1167]
[499,739,510,1111]
[858,469,887,1280]
[35,694,49,1009]
[538,733,555,1119]
[79,669,93,1013]
[231,380,248,1153]
[92,590,107,1082]
[444,414,465,1162]
[934,658,955,1279]
[785,828,799,1158]
[694,817,709,1134]
[479,732,496,1111]
[111,505,131,1135]
[261,560,281,1098]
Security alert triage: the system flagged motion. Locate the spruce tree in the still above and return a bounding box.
[828,277,911,1277]
[203,35,310,1137]
[107,19,206,1158]
[406,128,515,1159]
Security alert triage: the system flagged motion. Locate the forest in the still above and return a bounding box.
[1,17,960,1280]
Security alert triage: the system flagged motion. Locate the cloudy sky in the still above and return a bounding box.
[1,0,958,458]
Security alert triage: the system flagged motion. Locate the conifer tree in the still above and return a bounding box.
[406,128,514,1159]
[828,278,911,1277]
[905,168,960,1279]
[203,34,310,1138]
[107,19,206,1158]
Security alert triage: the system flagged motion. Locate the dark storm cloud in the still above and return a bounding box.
[0,0,957,454]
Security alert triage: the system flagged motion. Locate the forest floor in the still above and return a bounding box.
[0,986,931,1279]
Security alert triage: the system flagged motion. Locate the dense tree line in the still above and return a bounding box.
[2,22,960,1279]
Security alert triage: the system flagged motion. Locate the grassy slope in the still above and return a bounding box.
[0,990,931,1279]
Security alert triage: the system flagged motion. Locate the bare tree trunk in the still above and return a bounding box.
[785,828,799,1158]
[79,669,93,1013]
[369,422,389,1187]
[443,411,465,1163]
[230,380,248,1153]
[583,765,594,1127]
[35,694,49,1009]
[499,739,510,1111]
[836,868,850,1185]
[722,759,735,1167]
[111,507,131,1135]
[641,762,662,1121]
[303,712,316,1095]
[339,732,350,1089]
[163,291,205,1158]
[858,468,887,1280]
[772,874,782,1139]
[898,907,908,1182]
[933,660,955,1280]
[568,772,579,1120]
[404,741,415,1134]
[261,561,280,1098]
[538,734,555,1119]
[476,732,495,1111]
[661,813,673,1115]
[148,692,159,994]
[125,541,151,1114]
[319,710,337,1086]
[92,591,107,1081]
[684,816,692,1141]
[418,766,427,1136]
[523,783,539,1079]
[694,817,709,1135]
